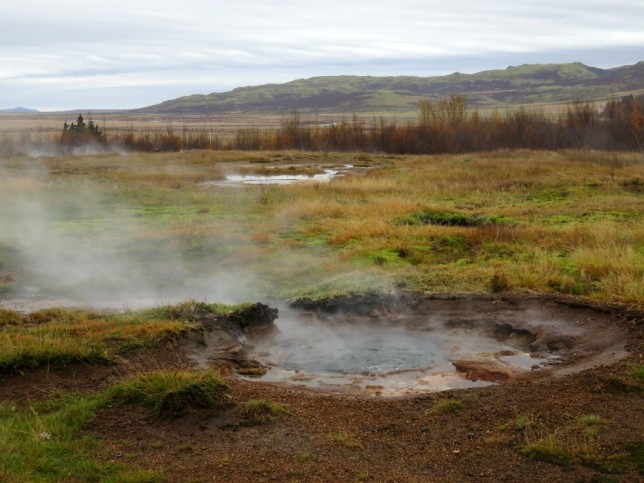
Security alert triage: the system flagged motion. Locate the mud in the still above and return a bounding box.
[182,293,635,397]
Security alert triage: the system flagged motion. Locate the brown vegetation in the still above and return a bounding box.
[113,95,644,153]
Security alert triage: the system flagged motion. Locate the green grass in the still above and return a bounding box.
[239,399,287,424]
[287,270,397,302]
[515,413,539,430]
[139,299,256,321]
[626,363,644,383]
[109,370,228,418]
[433,399,464,413]
[521,433,575,466]
[515,413,643,475]
[295,451,312,463]
[0,308,22,326]
[0,369,229,481]
[356,248,411,267]
[0,395,161,482]
[0,301,268,374]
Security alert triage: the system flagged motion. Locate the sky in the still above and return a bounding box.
[1,0,643,111]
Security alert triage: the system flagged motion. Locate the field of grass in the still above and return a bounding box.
[0,149,642,307]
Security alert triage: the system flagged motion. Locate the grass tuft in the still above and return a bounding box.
[521,433,573,466]
[626,362,644,383]
[109,370,228,418]
[239,399,287,425]
[326,431,364,449]
[433,399,464,413]
[489,269,510,293]
[515,414,644,474]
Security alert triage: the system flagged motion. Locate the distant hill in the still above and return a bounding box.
[1,107,39,113]
[139,61,644,115]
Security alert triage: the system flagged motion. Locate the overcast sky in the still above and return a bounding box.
[1,0,643,111]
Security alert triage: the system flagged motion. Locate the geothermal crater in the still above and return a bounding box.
[184,294,629,397]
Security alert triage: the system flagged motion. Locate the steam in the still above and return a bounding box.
[0,148,398,312]
[1,134,130,159]
[264,309,440,373]
[0,157,269,310]
[257,305,528,375]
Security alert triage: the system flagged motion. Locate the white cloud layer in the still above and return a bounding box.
[1,0,643,110]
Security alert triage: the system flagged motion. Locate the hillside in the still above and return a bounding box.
[139,61,644,115]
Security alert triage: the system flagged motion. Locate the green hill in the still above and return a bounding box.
[139,61,644,115]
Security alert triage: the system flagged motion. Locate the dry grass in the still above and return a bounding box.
[274,151,643,304]
[326,431,364,449]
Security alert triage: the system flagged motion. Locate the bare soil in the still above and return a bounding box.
[1,294,642,482]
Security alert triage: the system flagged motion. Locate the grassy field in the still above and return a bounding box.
[0,148,642,481]
[0,149,642,307]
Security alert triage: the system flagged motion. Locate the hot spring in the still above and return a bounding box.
[213,295,629,397]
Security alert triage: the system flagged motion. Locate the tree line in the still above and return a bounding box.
[60,95,644,154]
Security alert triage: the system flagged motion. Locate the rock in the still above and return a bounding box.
[452,354,519,382]
[236,366,268,377]
[227,303,278,332]
[529,332,575,352]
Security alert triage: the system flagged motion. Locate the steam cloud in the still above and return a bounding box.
[0,156,270,310]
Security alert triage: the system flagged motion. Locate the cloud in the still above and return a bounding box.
[1,0,643,110]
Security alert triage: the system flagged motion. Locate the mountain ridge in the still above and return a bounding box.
[1,107,39,113]
[138,61,644,115]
